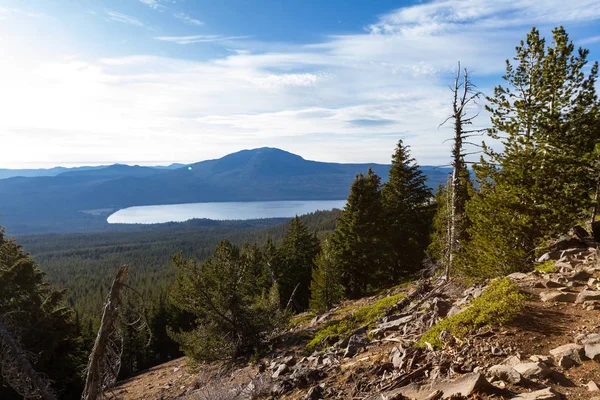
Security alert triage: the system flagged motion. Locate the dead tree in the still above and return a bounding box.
[440,63,483,278]
[0,317,56,400]
[81,265,128,400]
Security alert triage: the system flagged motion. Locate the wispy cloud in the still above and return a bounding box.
[155,34,248,44]
[173,12,203,26]
[105,10,144,27]
[1,0,600,168]
[139,0,164,11]
[581,35,600,45]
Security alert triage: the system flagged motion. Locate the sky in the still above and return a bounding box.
[1,0,600,168]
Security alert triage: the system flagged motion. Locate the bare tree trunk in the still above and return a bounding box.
[0,319,56,400]
[82,265,128,400]
[591,179,600,226]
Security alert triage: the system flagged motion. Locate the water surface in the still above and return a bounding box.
[107,200,346,224]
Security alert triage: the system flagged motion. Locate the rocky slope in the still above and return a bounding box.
[110,232,600,400]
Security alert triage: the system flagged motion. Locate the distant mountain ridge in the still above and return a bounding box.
[0,148,451,234]
[0,163,185,180]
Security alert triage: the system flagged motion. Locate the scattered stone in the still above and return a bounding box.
[530,355,553,365]
[589,278,599,286]
[537,252,562,263]
[549,343,584,363]
[539,291,577,303]
[585,341,600,361]
[376,315,414,332]
[424,390,443,400]
[344,334,368,358]
[570,270,591,281]
[272,363,288,378]
[557,356,576,368]
[491,346,504,356]
[512,387,561,400]
[305,384,324,400]
[512,362,552,379]
[508,272,529,280]
[588,381,600,392]
[374,373,493,400]
[271,380,293,396]
[576,289,600,303]
[544,280,566,288]
[487,364,522,384]
[502,355,522,366]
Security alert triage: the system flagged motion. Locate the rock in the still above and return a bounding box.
[589,278,599,286]
[512,387,561,400]
[344,334,368,358]
[424,390,443,400]
[271,379,293,396]
[575,289,600,303]
[549,343,584,363]
[447,305,463,317]
[376,315,414,332]
[539,291,577,303]
[487,364,522,384]
[570,270,591,281]
[306,384,325,400]
[544,280,566,288]
[290,367,325,389]
[508,272,529,280]
[585,342,600,361]
[282,355,297,366]
[371,373,493,400]
[589,381,600,392]
[390,346,405,369]
[502,355,522,366]
[530,355,553,365]
[491,346,504,356]
[557,356,576,368]
[537,252,562,263]
[512,362,552,379]
[573,225,590,239]
[272,363,289,378]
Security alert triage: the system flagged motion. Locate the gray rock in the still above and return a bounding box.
[588,381,600,392]
[585,342,600,361]
[343,334,368,358]
[272,364,289,378]
[557,356,576,368]
[529,355,553,365]
[576,289,600,303]
[549,343,584,363]
[539,291,577,303]
[305,385,324,400]
[512,362,552,379]
[376,315,413,332]
[511,387,561,400]
[502,355,522,366]
[508,272,529,280]
[537,252,562,263]
[570,270,591,281]
[487,364,522,384]
[544,280,566,288]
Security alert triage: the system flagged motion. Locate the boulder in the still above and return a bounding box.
[305,384,324,400]
[512,387,561,400]
[575,289,600,303]
[487,364,522,384]
[344,334,368,358]
[508,272,529,280]
[549,343,584,363]
[272,363,289,378]
[502,355,522,367]
[537,252,563,263]
[544,280,566,289]
[512,362,552,379]
[539,291,577,303]
[529,355,553,365]
[376,315,414,332]
[585,341,600,361]
[589,381,600,392]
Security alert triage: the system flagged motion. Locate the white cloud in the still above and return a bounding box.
[155,35,248,44]
[105,9,144,27]
[139,0,164,10]
[1,0,599,168]
[173,12,203,26]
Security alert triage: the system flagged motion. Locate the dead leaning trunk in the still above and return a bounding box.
[0,319,56,400]
[81,265,128,400]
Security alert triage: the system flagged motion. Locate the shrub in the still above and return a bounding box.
[534,260,558,273]
[417,278,525,349]
[306,293,404,351]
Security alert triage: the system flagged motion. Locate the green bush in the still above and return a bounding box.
[306,293,404,351]
[417,278,525,349]
[534,260,558,273]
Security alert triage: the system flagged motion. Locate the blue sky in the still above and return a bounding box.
[1,0,599,168]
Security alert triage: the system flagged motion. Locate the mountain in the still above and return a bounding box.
[0,163,186,180]
[0,148,451,234]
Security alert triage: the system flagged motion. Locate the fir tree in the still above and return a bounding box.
[463,27,599,276]
[309,238,344,312]
[276,217,320,311]
[331,168,385,298]
[381,140,433,283]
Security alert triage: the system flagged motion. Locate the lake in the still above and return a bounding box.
[107,200,347,224]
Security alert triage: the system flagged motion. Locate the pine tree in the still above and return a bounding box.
[463,27,600,276]
[381,140,433,283]
[309,238,344,312]
[331,168,385,298]
[0,227,85,399]
[276,217,320,311]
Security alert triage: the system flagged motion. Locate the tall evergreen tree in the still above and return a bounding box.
[331,168,385,298]
[381,140,433,283]
[276,217,320,311]
[463,27,600,276]
[0,227,85,399]
[309,238,344,312]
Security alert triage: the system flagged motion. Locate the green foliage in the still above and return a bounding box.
[169,240,287,361]
[0,227,85,399]
[534,260,558,273]
[381,140,434,283]
[288,312,316,328]
[309,239,344,312]
[417,278,525,349]
[306,293,404,352]
[462,26,600,277]
[275,217,320,310]
[330,168,386,298]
